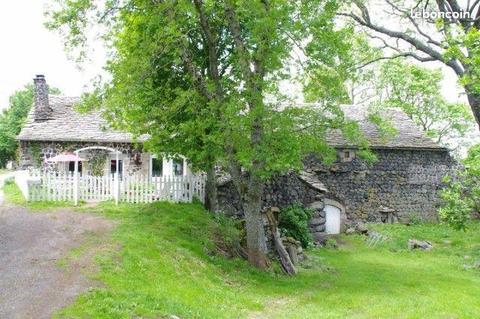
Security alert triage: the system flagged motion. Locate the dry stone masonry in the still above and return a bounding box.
[217,147,457,241]
[305,149,457,223]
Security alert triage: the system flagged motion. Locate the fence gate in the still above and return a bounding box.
[79,174,114,202]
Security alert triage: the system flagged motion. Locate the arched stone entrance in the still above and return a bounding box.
[308,198,346,244]
[324,198,347,234]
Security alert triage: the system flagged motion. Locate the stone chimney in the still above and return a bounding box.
[33,75,51,121]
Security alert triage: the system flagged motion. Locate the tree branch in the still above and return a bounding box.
[340,2,466,76]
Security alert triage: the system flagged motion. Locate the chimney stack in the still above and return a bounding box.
[33,75,51,121]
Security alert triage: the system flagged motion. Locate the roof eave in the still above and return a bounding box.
[331,144,449,152]
[17,136,146,144]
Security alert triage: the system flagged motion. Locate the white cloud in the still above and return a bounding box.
[0,0,105,110]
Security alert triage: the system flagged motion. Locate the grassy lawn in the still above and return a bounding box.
[53,201,480,319]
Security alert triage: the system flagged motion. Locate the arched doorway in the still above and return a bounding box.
[324,199,346,234]
[325,205,341,234]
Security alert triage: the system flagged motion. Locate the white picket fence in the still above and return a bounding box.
[26,170,206,204]
[121,175,206,203]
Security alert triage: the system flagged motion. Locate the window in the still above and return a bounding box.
[152,157,163,177]
[110,160,123,176]
[173,158,184,176]
[68,161,82,173]
[339,149,355,162]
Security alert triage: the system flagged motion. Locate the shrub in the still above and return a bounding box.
[439,144,480,230]
[211,213,244,258]
[278,203,314,248]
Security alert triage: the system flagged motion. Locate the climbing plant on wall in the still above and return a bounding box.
[88,151,108,176]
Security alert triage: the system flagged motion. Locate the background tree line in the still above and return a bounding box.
[0,85,59,168]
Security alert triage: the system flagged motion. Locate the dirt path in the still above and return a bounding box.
[0,203,114,319]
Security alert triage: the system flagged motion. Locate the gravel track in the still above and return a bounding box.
[0,197,113,318]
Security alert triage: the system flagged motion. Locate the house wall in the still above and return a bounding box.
[19,141,191,178]
[217,173,327,243]
[217,148,457,230]
[218,172,324,216]
[304,148,457,223]
[18,141,148,175]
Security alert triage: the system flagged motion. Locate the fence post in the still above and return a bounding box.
[114,172,120,205]
[73,160,78,206]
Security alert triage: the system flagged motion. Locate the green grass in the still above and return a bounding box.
[3,179,26,205]
[2,179,78,210]
[54,201,480,319]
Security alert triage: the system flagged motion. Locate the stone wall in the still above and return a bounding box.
[18,141,149,175]
[217,172,324,217]
[217,148,457,233]
[304,148,457,223]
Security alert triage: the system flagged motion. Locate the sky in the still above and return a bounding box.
[0,0,105,111]
[0,1,468,111]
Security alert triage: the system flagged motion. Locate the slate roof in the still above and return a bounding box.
[17,95,143,143]
[327,105,446,150]
[17,96,446,151]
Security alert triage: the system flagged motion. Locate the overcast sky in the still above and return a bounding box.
[0,0,105,111]
[0,1,468,112]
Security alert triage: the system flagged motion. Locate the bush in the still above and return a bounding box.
[278,203,314,248]
[439,144,480,230]
[211,213,244,258]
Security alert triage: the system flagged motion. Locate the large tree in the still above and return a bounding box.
[340,0,480,128]
[47,0,371,268]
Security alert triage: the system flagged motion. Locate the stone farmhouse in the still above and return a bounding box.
[17,75,456,239]
[18,75,190,179]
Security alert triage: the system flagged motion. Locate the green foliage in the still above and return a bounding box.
[3,179,26,205]
[87,151,107,176]
[439,179,472,231]
[443,24,480,98]
[439,144,480,230]
[377,60,474,148]
[30,143,42,166]
[367,111,398,142]
[211,213,243,257]
[0,85,60,167]
[46,0,380,264]
[46,0,377,177]
[0,85,34,167]
[278,203,314,248]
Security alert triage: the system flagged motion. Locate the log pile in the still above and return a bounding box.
[264,207,297,275]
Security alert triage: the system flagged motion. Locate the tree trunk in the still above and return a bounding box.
[204,163,218,212]
[242,175,269,269]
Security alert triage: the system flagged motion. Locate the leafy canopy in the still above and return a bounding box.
[47,0,375,176]
[377,60,474,148]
